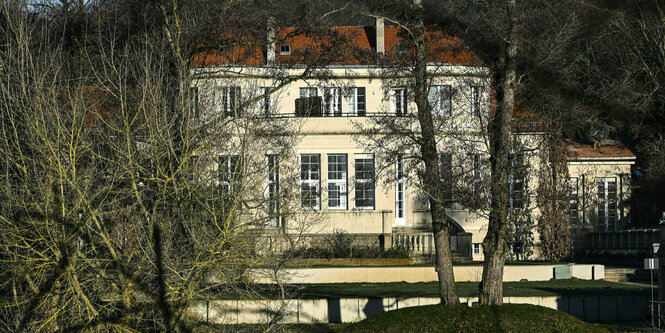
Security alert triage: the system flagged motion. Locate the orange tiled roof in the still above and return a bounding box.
[567,140,636,160]
[193,25,483,66]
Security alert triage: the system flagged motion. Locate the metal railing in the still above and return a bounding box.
[650,300,665,328]
[587,229,659,251]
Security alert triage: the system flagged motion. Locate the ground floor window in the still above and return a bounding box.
[327,154,347,209]
[354,154,375,209]
[473,243,482,255]
[597,177,617,231]
[266,154,279,226]
[300,154,321,209]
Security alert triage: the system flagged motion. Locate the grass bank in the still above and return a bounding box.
[194,304,633,332]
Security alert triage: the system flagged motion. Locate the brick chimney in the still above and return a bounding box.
[376,18,385,54]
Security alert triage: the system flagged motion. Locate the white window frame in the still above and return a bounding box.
[471,86,481,117]
[190,87,199,119]
[279,44,291,55]
[323,87,342,117]
[509,154,526,210]
[300,154,320,210]
[259,87,273,115]
[266,154,279,226]
[346,87,366,116]
[218,86,241,117]
[429,85,452,117]
[391,87,407,116]
[569,177,579,225]
[395,155,406,226]
[218,155,240,195]
[473,243,482,255]
[597,177,617,231]
[299,87,317,98]
[327,154,347,210]
[354,154,375,209]
[471,153,481,199]
[439,153,453,202]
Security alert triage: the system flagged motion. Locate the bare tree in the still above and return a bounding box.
[0,0,355,331]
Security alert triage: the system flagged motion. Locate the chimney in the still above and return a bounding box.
[266,17,276,64]
[375,18,385,54]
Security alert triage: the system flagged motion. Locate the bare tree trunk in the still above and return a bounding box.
[412,0,459,305]
[479,0,518,306]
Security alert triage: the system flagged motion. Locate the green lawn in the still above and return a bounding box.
[193,304,634,332]
[292,280,650,299]
[208,279,650,300]
[341,304,631,332]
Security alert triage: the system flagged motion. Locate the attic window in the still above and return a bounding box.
[279,44,291,55]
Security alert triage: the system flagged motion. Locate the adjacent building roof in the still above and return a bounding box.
[567,140,636,161]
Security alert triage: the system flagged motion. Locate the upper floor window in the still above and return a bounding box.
[327,154,348,209]
[296,87,321,117]
[218,86,241,117]
[323,87,342,117]
[279,44,291,55]
[354,154,375,209]
[260,87,273,115]
[190,87,199,119]
[439,153,453,202]
[346,87,366,116]
[470,153,482,204]
[391,87,407,116]
[429,85,452,117]
[300,87,317,98]
[300,154,320,209]
[509,153,526,210]
[471,86,481,117]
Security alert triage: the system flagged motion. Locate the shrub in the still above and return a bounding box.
[323,229,354,258]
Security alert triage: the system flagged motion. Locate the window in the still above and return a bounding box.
[428,85,452,116]
[346,87,366,116]
[323,87,342,116]
[296,87,321,117]
[509,154,526,210]
[569,177,579,225]
[597,178,617,231]
[219,155,241,194]
[392,87,407,116]
[439,153,453,202]
[473,243,482,255]
[471,153,481,201]
[260,87,273,115]
[190,87,199,119]
[279,44,291,55]
[471,86,481,117]
[300,87,317,98]
[395,155,406,225]
[266,155,279,226]
[300,154,320,209]
[327,154,347,209]
[218,86,241,117]
[354,154,375,209]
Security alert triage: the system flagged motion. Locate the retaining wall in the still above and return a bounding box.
[265,264,604,284]
[190,294,647,324]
